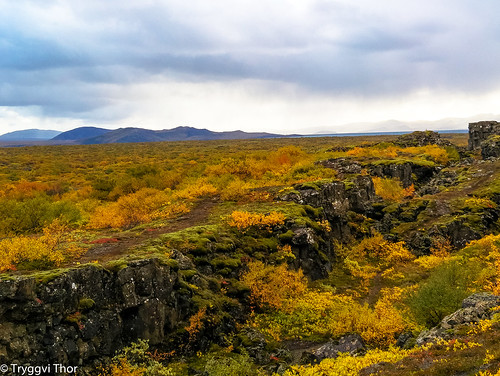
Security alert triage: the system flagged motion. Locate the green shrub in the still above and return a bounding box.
[407,259,479,327]
[204,353,263,376]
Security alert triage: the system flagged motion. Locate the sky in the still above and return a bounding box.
[1,0,500,134]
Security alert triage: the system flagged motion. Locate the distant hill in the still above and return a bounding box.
[0,129,61,141]
[79,126,286,144]
[52,127,111,141]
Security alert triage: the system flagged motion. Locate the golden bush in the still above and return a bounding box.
[227,211,286,232]
[241,261,307,310]
[372,177,414,202]
[0,219,84,271]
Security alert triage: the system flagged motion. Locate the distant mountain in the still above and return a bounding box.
[0,129,61,141]
[79,126,286,144]
[52,126,111,141]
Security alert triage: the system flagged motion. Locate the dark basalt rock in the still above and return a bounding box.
[291,228,331,280]
[469,121,500,150]
[419,169,459,195]
[481,135,500,159]
[280,176,376,242]
[317,158,362,176]
[0,258,192,365]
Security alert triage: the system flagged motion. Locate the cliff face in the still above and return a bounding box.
[0,259,191,366]
[468,121,500,150]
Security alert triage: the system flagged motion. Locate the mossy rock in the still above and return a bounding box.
[278,230,295,243]
[180,269,198,279]
[210,257,242,270]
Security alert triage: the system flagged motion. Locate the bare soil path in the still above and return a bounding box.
[74,198,218,265]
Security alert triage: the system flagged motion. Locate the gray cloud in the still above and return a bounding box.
[1,0,500,124]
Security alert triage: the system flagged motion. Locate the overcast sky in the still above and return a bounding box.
[1,0,500,134]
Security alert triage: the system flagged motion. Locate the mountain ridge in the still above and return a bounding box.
[77,126,289,144]
[52,126,111,141]
[0,129,61,141]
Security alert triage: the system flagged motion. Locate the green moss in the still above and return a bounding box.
[210,257,241,270]
[304,204,323,218]
[383,203,400,214]
[180,269,198,279]
[278,230,295,242]
[78,298,95,310]
[368,158,436,167]
[104,259,128,272]
[33,268,72,284]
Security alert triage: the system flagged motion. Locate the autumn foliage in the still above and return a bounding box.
[227,211,286,232]
[242,262,409,346]
[372,177,415,202]
[0,219,84,271]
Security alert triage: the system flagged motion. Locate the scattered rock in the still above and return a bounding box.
[300,334,365,364]
[419,169,459,195]
[317,158,362,176]
[396,332,415,349]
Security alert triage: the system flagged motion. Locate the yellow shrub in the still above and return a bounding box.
[0,220,83,271]
[103,358,146,376]
[467,234,500,254]
[346,144,450,165]
[174,179,218,200]
[220,179,251,201]
[372,177,414,202]
[227,211,285,232]
[350,233,415,265]
[245,263,409,346]
[282,347,411,376]
[242,261,307,311]
[404,145,450,165]
[88,188,188,229]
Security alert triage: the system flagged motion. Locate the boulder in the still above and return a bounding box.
[300,334,365,364]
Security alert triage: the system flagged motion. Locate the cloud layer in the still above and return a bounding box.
[1,0,500,133]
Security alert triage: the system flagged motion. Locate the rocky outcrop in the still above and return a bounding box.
[319,158,437,188]
[469,121,500,150]
[291,228,331,280]
[0,258,192,366]
[418,169,458,195]
[369,162,436,188]
[416,293,500,346]
[280,176,376,240]
[481,135,500,159]
[394,130,453,148]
